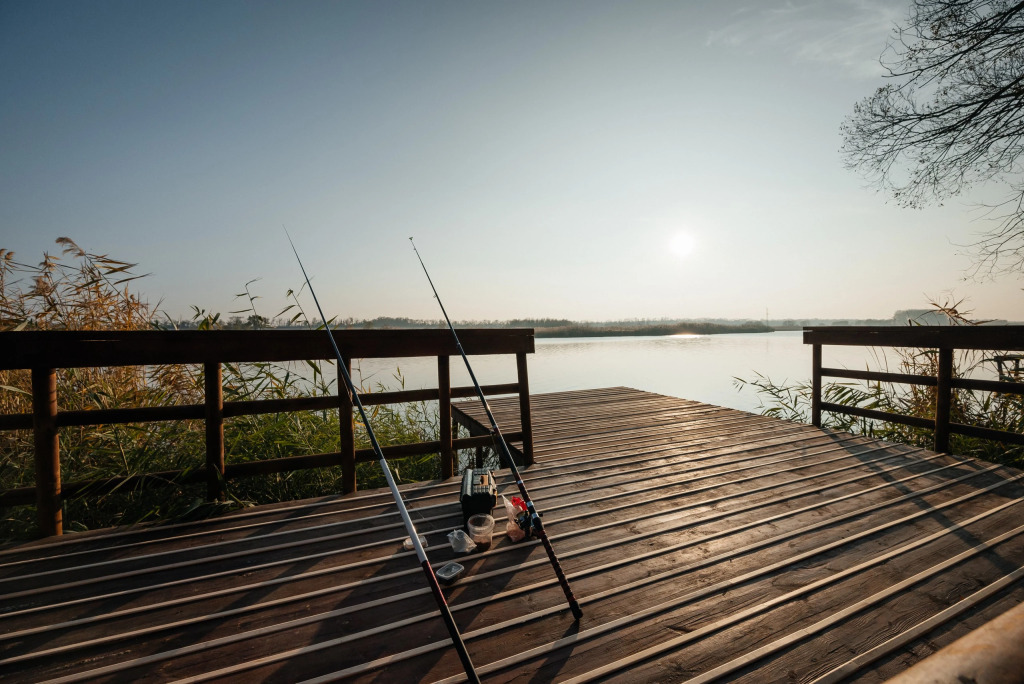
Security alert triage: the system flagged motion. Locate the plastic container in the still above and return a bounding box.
[402,535,428,551]
[436,561,465,585]
[466,514,495,550]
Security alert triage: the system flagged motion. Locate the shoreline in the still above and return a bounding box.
[534,323,774,338]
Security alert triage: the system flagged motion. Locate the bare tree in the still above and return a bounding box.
[842,0,1024,275]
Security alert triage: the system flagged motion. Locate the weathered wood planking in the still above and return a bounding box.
[1,387,1022,683]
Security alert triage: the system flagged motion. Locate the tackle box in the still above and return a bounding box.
[460,468,497,527]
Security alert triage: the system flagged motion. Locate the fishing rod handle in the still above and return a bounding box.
[420,560,481,684]
[513,479,583,621]
[536,527,584,620]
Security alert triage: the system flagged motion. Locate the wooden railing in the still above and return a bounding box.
[805,326,1024,453]
[0,329,535,537]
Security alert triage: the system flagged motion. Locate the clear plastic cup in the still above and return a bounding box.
[466,514,495,550]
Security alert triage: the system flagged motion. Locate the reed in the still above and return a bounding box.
[738,302,1024,468]
[0,239,440,541]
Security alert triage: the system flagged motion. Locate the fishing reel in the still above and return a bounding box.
[507,496,541,540]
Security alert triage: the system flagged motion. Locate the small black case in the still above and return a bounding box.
[460,468,497,526]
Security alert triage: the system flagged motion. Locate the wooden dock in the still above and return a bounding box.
[2,387,1023,682]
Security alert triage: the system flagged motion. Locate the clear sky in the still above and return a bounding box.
[2,0,1021,323]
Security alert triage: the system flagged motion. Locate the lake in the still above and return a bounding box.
[349,331,874,415]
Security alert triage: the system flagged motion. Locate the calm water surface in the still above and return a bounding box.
[350,331,872,414]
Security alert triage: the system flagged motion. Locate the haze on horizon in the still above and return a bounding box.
[1,1,1021,324]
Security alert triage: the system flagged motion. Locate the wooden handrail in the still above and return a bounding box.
[0,329,536,537]
[803,326,1024,351]
[805,326,1024,453]
[0,329,534,369]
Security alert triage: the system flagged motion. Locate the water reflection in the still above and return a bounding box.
[348,331,873,414]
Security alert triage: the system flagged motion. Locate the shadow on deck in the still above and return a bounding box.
[2,387,1023,683]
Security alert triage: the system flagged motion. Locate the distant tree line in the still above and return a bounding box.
[166,315,778,334]
[533,321,774,337]
[164,310,1019,332]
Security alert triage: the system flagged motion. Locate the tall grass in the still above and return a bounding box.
[737,302,1024,469]
[0,239,442,541]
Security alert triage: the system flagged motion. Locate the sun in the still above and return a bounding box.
[669,232,697,259]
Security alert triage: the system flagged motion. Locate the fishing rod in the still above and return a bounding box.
[286,232,481,684]
[409,237,584,621]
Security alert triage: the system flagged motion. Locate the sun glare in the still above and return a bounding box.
[669,232,696,259]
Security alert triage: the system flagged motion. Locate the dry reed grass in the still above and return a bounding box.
[740,300,1024,467]
[1,239,439,541]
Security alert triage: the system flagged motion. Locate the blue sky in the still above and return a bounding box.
[2,1,1021,322]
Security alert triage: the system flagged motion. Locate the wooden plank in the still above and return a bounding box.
[953,376,1024,395]
[821,366,937,387]
[820,401,936,430]
[2,456,966,659]
[204,361,224,501]
[359,473,1024,683]
[21,383,523,429]
[2,388,1023,684]
[0,412,32,430]
[439,355,453,480]
[484,501,1024,684]
[0,329,535,370]
[31,367,60,538]
[6,475,1015,684]
[4,417,806,557]
[935,347,953,452]
[812,343,822,427]
[0,447,959,599]
[768,567,1024,683]
[339,357,355,494]
[516,351,534,466]
[55,403,205,426]
[803,325,1024,351]
[843,587,1024,683]
[2,454,974,679]
[951,421,1024,446]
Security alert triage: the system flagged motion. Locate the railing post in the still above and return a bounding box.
[935,347,954,453]
[32,367,61,537]
[811,344,822,428]
[516,351,535,466]
[339,357,356,493]
[452,411,463,470]
[438,355,454,479]
[204,361,225,501]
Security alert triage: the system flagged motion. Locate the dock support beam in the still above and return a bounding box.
[517,352,534,466]
[934,347,953,453]
[339,357,356,493]
[32,367,61,537]
[438,355,454,479]
[811,344,822,428]
[204,362,225,501]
